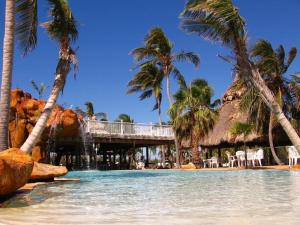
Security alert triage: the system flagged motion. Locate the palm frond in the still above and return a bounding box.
[173,51,200,68]
[16,0,38,55]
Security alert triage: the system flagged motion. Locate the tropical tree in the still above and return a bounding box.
[240,40,298,165]
[130,27,200,166]
[127,64,164,124]
[169,78,218,167]
[31,80,48,99]
[115,114,134,123]
[85,101,94,119]
[20,0,78,153]
[181,0,300,153]
[0,0,37,151]
[229,122,253,168]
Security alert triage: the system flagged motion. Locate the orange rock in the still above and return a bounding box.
[59,109,80,137]
[8,119,28,148]
[0,148,34,196]
[30,162,68,181]
[32,146,46,162]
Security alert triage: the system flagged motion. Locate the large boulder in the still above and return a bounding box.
[0,148,34,196]
[30,162,68,182]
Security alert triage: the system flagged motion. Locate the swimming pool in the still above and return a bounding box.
[1,170,300,225]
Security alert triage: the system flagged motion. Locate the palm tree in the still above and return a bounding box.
[130,27,200,166]
[240,40,298,165]
[229,122,253,168]
[20,0,78,153]
[181,0,300,153]
[115,114,134,123]
[31,80,48,99]
[127,64,164,124]
[169,78,218,167]
[0,0,37,151]
[85,101,94,119]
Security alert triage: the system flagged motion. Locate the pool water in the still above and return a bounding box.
[1,170,300,225]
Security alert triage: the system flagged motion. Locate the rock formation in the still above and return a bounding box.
[0,148,34,196]
[8,89,80,162]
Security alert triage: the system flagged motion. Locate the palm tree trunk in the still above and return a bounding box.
[191,131,200,167]
[20,58,70,153]
[165,73,181,167]
[250,67,300,153]
[268,112,284,165]
[0,0,15,151]
[166,74,173,105]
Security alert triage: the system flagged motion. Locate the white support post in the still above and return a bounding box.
[121,120,124,135]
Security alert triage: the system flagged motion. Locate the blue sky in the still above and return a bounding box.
[0,0,300,123]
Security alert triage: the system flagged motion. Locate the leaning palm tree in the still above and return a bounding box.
[130,27,200,166]
[127,64,164,124]
[169,78,218,167]
[181,0,300,152]
[0,0,37,151]
[240,40,298,165]
[20,0,78,153]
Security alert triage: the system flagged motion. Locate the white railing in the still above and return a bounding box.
[85,120,174,138]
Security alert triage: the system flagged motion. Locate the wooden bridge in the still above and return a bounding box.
[85,120,175,147]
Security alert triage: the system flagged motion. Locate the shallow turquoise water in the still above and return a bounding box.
[1,170,300,225]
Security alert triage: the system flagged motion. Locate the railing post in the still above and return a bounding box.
[121,120,124,135]
[150,122,153,136]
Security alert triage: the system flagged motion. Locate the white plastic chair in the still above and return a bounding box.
[255,148,264,167]
[225,151,237,168]
[287,146,300,167]
[247,149,256,167]
[210,157,219,168]
[236,151,245,167]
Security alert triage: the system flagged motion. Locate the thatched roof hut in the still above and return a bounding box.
[180,82,291,149]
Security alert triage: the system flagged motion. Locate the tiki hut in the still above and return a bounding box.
[199,82,291,148]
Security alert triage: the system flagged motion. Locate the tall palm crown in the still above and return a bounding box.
[181,0,247,72]
[169,78,218,165]
[130,27,200,105]
[127,64,164,123]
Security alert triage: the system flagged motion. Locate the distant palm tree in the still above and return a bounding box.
[240,40,298,165]
[229,122,253,168]
[169,78,218,167]
[31,80,48,99]
[21,0,78,153]
[0,0,37,151]
[115,114,134,123]
[181,0,300,152]
[130,27,200,166]
[127,64,164,124]
[85,101,94,119]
